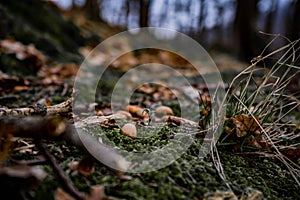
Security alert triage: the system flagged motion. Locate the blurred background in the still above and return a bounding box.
[55,0,300,62]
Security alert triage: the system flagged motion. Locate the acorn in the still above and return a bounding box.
[155,106,174,117]
[117,110,132,120]
[121,123,137,138]
[126,105,148,119]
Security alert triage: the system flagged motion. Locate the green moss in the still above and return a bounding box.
[35,176,57,200]
[27,125,300,199]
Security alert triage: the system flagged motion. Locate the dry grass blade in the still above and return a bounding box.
[217,36,300,187]
[211,138,232,190]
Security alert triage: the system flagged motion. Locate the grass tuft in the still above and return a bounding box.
[213,35,300,188]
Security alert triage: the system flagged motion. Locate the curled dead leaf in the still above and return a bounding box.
[231,114,260,137]
[77,158,95,177]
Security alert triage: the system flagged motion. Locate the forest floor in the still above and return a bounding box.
[0,3,300,200]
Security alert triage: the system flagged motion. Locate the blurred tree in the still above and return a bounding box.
[139,0,150,27]
[83,0,101,20]
[234,0,259,61]
[289,0,300,40]
[264,0,277,34]
[198,0,206,31]
[71,0,78,9]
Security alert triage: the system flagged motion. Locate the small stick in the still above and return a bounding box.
[0,97,73,117]
[35,140,85,200]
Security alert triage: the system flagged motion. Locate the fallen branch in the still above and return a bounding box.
[0,115,132,172]
[164,115,199,127]
[0,97,73,117]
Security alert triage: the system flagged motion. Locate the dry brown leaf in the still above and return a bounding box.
[38,63,79,83]
[85,185,105,200]
[231,114,260,137]
[164,115,198,127]
[136,84,155,94]
[96,109,104,116]
[280,148,300,162]
[245,135,263,149]
[0,73,30,91]
[201,106,211,118]
[54,188,75,200]
[13,85,29,91]
[0,38,46,70]
[126,105,147,119]
[203,190,237,200]
[200,95,211,105]
[77,158,95,177]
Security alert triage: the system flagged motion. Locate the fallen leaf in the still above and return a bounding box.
[280,148,300,162]
[203,190,237,200]
[0,38,46,71]
[54,188,75,200]
[13,85,29,91]
[137,84,155,94]
[85,185,105,200]
[38,63,79,83]
[126,105,147,119]
[231,114,260,137]
[78,157,95,177]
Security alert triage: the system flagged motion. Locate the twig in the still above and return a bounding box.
[0,115,132,172]
[165,115,199,127]
[0,97,73,117]
[35,140,85,200]
[10,158,48,166]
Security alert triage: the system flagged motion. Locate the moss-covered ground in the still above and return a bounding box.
[10,122,298,199]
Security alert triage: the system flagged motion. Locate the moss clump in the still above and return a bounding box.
[220,151,300,199]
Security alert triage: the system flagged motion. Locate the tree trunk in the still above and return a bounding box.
[264,0,277,34]
[83,0,100,20]
[139,0,150,27]
[234,0,258,61]
[198,0,206,32]
[289,0,300,40]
